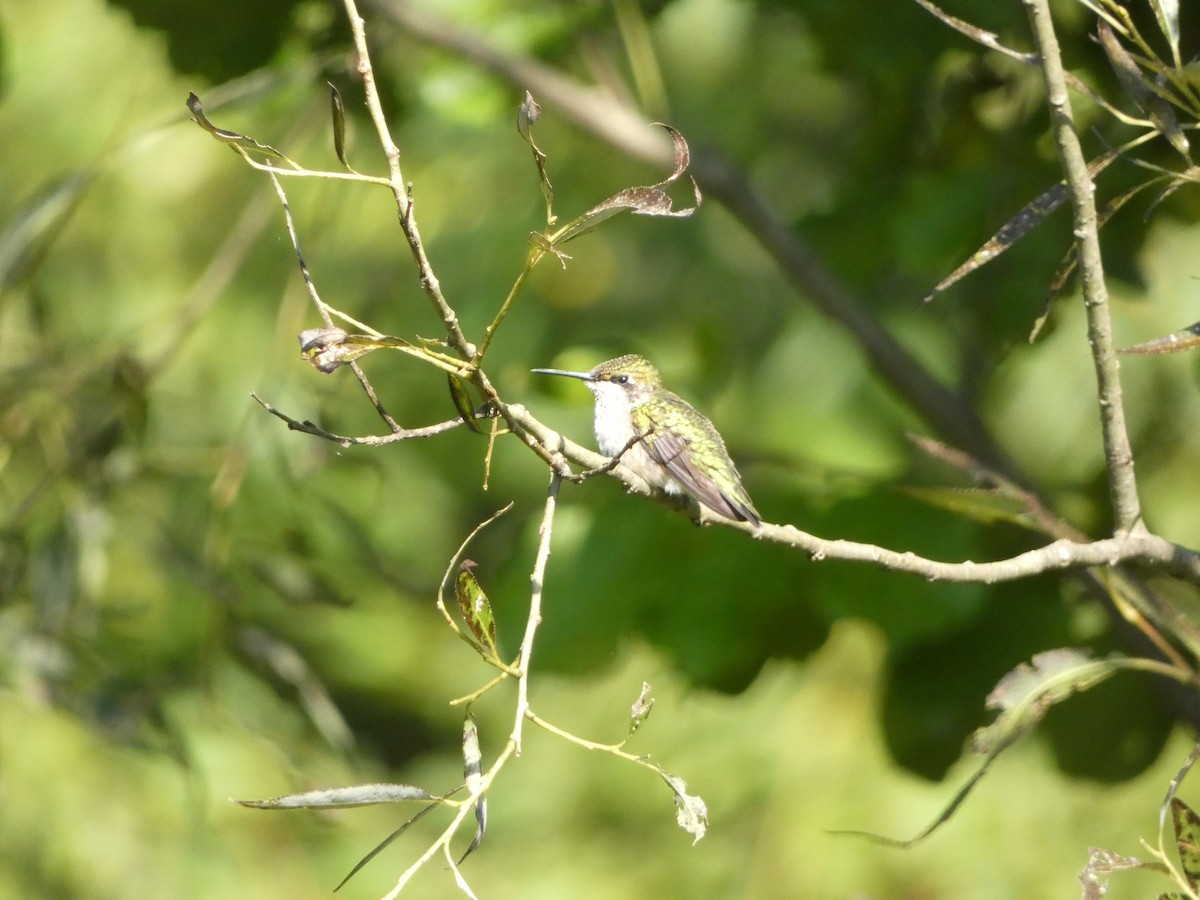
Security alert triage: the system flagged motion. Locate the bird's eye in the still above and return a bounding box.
[614,374,630,384]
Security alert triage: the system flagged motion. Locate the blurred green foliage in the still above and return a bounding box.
[2,0,1200,896]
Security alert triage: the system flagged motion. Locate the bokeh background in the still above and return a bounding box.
[2,0,1200,897]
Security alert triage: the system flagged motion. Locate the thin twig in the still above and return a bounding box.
[341,0,475,359]
[251,392,467,445]
[511,470,562,755]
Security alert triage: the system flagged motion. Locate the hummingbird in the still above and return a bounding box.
[532,354,761,526]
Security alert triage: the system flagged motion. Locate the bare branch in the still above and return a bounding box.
[1022,0,1144,536]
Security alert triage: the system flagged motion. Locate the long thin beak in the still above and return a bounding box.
[531,367,593,381]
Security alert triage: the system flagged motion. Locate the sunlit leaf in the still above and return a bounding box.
[660,771,707,843]
[926,151,1118,302]
[298,326,414,373]
[456,560,498,657]
[1077,847,1157,900]
[448,373,481,433]
[1149,0,1182,68]
[971,649,1123,755]
[458,712,487,865]
[186,92,295,163]
[1172,797,1200,889]
[235,783,436,809]
[1120,321,1200,355]
[1097,21,1189,162]
[545,125,700,247]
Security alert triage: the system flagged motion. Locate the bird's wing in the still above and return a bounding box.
[644,427,760,525]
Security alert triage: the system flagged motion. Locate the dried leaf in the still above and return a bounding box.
[546,125,700,248]
[186,92,294,163]
[235,783,436,809]
[448,373,482,433]
[1120,321,1200,355]
[517,91,555,225]
[298,326,413,373]
[455,560,498,658]
[1077,847,1155,900]
[628,681,655,738]
[458,712,487,865]
[660,771,707,844]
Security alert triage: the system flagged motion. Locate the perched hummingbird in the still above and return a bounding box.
[532,354,761,526]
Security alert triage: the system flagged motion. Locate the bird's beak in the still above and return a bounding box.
[531,367,593,382]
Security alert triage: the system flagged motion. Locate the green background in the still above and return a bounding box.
[1,0,1199,896]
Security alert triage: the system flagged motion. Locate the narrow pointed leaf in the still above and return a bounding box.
[1097,21,1189,161]
[448,373,482,433]
[1120,321,1200,355]
[898,486,1039,529]
[235,783,436,809]
[335,799,445,891]
[1030,178,1158,341]
[329,82,350,169]
[1149,0,1182,68]
[187,92,294,163]
[660,771,707,843]
[0,173,92,290]
[455,560,498,656]
[458,712,487,865]
[926,150,1118,302]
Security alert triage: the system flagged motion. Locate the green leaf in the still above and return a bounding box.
[329,82,351,169]
[1172,797,1200,889]
[456,560,499,658]
[448,373,481,433]
[897,485,1038,529]
[234,783,436,809]
[1149,0,1181,66]
[971,649,1124,755]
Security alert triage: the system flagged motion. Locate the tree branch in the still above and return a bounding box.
[1022,0,1144,536]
